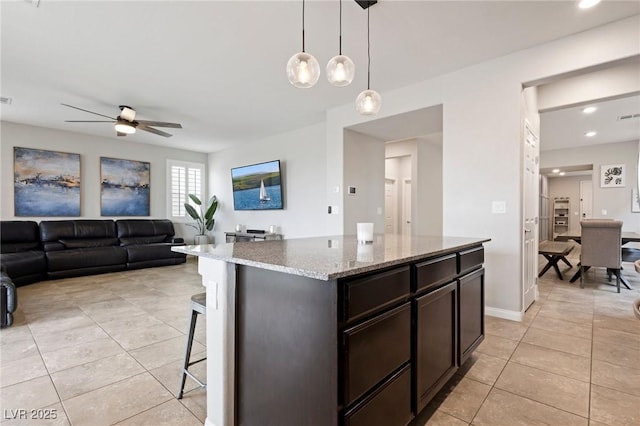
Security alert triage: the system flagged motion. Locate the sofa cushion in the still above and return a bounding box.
[46,246,127,272]
[59,238,119,249]
[40,220,117,243]
[0,251,47,286]
[125,243,186,263]
[116,219,175,239]
[119,235,167,246]
[1,221,40,253]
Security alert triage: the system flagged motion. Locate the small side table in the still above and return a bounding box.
[538,241,574,280]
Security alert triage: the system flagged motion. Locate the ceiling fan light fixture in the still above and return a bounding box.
[115,121,136,134]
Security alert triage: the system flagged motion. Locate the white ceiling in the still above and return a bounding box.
[2,1,639,153]
[540,94,640,151]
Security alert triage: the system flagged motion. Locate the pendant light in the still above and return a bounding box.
[286,0,320,88]
[356,4,381,115]
[326,0,355,87]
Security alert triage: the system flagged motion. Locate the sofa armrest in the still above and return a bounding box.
[170,237,184,244]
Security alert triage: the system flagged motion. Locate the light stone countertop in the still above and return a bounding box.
[173,234,490,281]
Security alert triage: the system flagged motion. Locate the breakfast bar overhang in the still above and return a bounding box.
[173,234,490,426]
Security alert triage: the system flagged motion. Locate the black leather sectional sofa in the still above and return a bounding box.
[0,219,186,286]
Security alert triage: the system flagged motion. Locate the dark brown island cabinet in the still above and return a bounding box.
[231,241,486,426]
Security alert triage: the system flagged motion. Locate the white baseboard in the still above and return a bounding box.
[486,306,523,322]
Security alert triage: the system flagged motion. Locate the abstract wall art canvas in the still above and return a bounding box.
[14,147,81,216]
[600,164,625,188]
[100,157,150,216]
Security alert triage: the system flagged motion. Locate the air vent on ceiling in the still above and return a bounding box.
[617,113,640,121]
[0,97,13,105]
[23,0,40,7]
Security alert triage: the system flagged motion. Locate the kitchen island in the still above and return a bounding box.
[173,234,489,426]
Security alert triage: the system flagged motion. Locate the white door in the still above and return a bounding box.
[523,121,539,311]
[402,179,412,236]
[384,179,397,234]
[579,180,593,222]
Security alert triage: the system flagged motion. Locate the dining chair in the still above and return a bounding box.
[580,220,623,293]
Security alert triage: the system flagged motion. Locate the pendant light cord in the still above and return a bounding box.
[339,0,343,55]
[302,0,306,52]
[367,5,371,90]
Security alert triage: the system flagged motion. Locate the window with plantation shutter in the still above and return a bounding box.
[167,160,205,221]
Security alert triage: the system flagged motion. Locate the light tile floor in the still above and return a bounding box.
[1,246,639,425]
[421,242,640,426]
[1,257,206,426]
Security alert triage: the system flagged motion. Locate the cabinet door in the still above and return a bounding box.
[459,268,485,365]
[414,281,458,412]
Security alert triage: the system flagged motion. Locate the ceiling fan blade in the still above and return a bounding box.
[138,123,172,137]
[61,103,116,120]
[65,120,115,123]
[119,106,136,122]
[117,131,127,137]
[136,120,182,128]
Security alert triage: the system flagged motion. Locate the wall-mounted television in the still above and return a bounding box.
[231,160,283,210]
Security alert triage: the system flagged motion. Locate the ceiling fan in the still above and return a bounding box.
[62,103,182,138]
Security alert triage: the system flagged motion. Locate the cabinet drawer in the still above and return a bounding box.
[414,254,457,293]
[344,364,413,426]
[458,246,484,275]
[342,266,410,323]
[342,303,411,406]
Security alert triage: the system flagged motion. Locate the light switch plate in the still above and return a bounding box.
[492,201,506,214]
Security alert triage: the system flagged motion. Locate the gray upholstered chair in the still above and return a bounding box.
[580,220,623,292]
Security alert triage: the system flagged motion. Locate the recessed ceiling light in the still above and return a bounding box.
[578,0,600,9]
[585,131,597,137]
[552,169,560,173]
[559,172,566,176]
[582,106,597,114]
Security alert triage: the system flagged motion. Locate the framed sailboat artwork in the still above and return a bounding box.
[231,160,283,210]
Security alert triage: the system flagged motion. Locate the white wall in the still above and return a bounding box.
[343,130,386,235]
[537,60,640,111]
[542,141,640,232]
[323,16,640,317]
[417,135,443,236]
[385,136,443,237]
[208,122,327,243]
[0,121,208,238]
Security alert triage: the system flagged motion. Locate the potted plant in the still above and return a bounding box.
[184,194,218,245]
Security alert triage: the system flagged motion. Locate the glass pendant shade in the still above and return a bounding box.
[114,122,135,134]
[286,52,320,88]
[326,55,355,87]
[356,89,381,115]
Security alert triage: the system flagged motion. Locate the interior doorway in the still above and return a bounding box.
[384,178,397,234]
[579,180,593,221]
[385,155,412,236]
[402,179,412,236]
